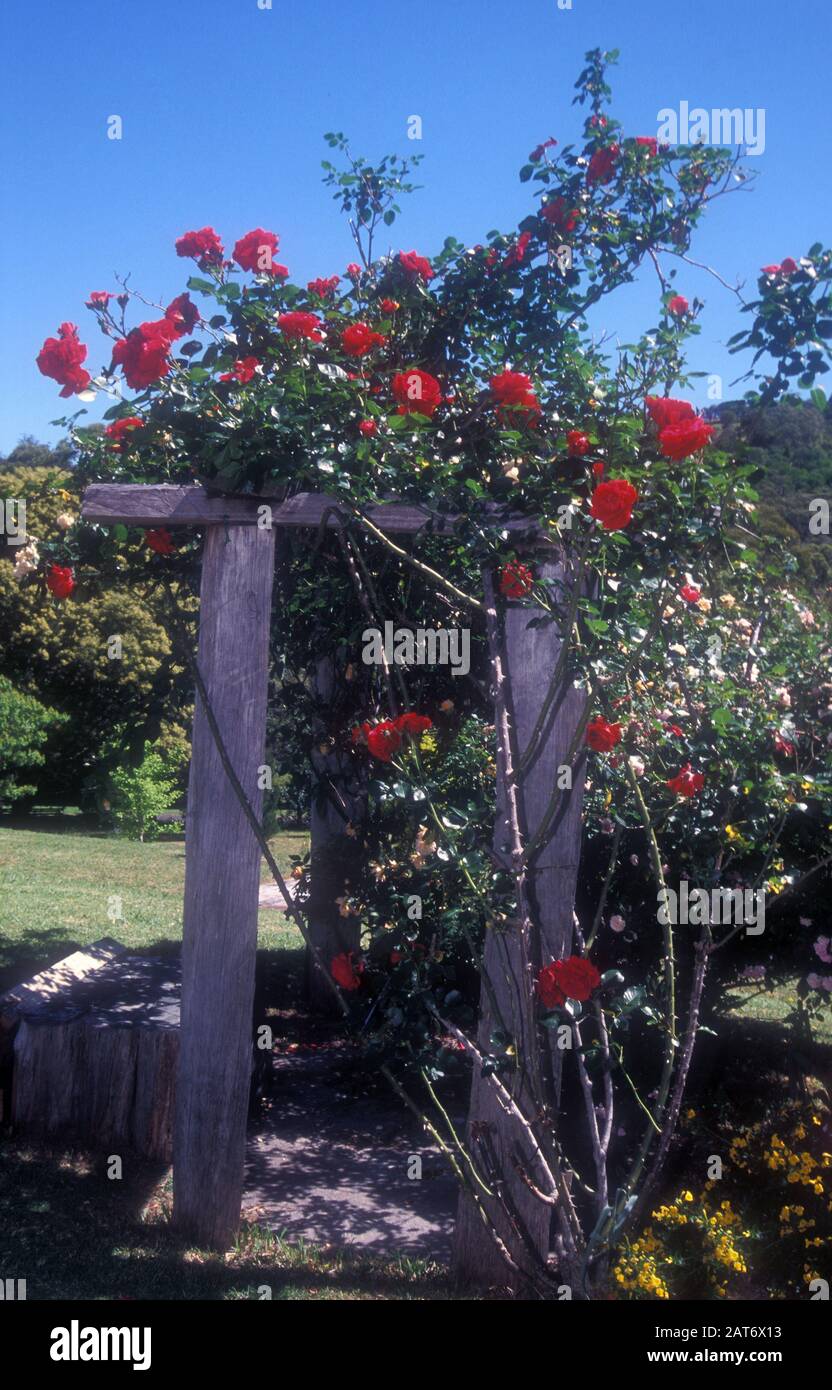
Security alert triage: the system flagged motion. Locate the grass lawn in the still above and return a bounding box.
[0,819,308,993]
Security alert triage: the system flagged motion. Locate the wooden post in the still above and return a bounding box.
[173,522,275,1247]
[452,551,588,1290]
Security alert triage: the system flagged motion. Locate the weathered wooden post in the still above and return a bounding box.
[453,547,588,1289]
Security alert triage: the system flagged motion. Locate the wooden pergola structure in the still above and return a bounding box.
[81,482,585,1275]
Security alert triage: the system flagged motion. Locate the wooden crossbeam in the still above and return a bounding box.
[81,483,545,536]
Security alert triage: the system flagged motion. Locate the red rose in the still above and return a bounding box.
[586,717,622,752]
[46,564,74,600]
[346,262,362,278]
[366,721,402,762]
[658,417,715,460]
[590,478,638,531]
[392,368,442,417]
[592,461,605,478]
[780,257,798,276]
[308,275,340,298]
[86,291,112,309]
[341,322,386,357]
[358,419,378,436]
[679,584,701,604]
[668,295,689,317]
[112,320,175,390]
[537,955,601,1009]
[666,764,704,798]
[503,231,533,269]
[398,250,435,281]
[761,264,781,277]
[394,712,432,738]
[567,429,591,456]
[104,416,144,449]
[490,369,540,422]
[36,323,91,398]
[380,298,400,313]
[499,560,534,599]
[587,144,619,185]
[635,136,658,156]
[540,197,580,235]
[645,396,696,431]
[219,356,260,384]
[145,528,176,556]
[164,292,200,340]
[331,952,364,992]
[175,227,224,266]
[774,732,795,757]
[278,311,324,342]
[233,228,281,274]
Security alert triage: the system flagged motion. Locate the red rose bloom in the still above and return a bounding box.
[104,416,144,449]
[233,228,280,274]
[331,952,364,992]
[36,323,91,397]
[395,712,432,738]
[341,322,386,357]
[585,716,622,752]
[392,368,442,417]
[590,478,638,531]
[278,311,324,342]
[490,369,540,422]
[398,250,435,281]
[567,429,591,457]
[668,295,689,317]
[666,764,705,798]
[346,262,362,278]
[529,136,557,162]
[540,196,580,234]
[175,227,224,267]
[636,136,658,156]
[219,356,260,384]
[503,231,533,268]
[164,292,200,340]
[145,528,176,556]
[645,396,696,431]
[499,560,534,599]
[592,461,605,478]
[679,584,701,604]
[112,320,175,390]
[537,956,601,1009]
[587,144,619,185]
[774,732,795,757]
[366,721,402,762]
[308,275,340,298]
[86,291,112,309]
[358,419,378,436]
[380,298,400,313]
[46,564,74,600]
[780,257,798,276]
[658,417,715,460]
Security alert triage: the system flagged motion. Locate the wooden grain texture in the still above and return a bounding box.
[81,483,549,537]
[453,555,588,1291]
[173,521,276,1248]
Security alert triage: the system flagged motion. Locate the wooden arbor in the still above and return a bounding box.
[81,482,586,1263]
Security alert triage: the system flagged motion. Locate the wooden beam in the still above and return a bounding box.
[173,521,276,1249]
[81,483,548,537]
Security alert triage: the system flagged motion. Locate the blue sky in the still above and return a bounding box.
[1,0,830,454]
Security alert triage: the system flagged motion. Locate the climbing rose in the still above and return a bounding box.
[636,135,658,155]
[358,419,377,436]
[308,275,340,298]
[490,370,540,422]
[86,290,112,309]
[164,292,200,339]
[233,228,282,274]
[645,396,696,430]
[36,323,91,397]
[587,144,619,185]
[331,952,364,992]
[380,298,400,313]
[112,320,175,389]
[145,528,176,555]
[278,311,324,342]
[541,197,579,233]
[529,136,557,162]
[537,956,601,1009]
[366,721,402,762]
[395,712,433,738]
[586,716,622,752]
[219,356,260,384]
[679,584,701,604]
[503,231,533,268]
[567,429,591,456]
[104,416,144,449]
[341,322,386,357]
[659,416,715,460]
[46,564,74,599]
[499,560,534,598]
[398,250,435,281]
[590,478,638,531]
[392,368,442,417]
[666,764,705,798]
[668,295,689,316]
[773,731,795,757]
[346,262,362,278]
[175,227,224,266]
[592,461,605,478]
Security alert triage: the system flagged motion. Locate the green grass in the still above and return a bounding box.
[0,821,307,992]
[722,979,832,1045]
